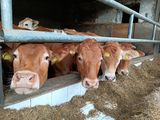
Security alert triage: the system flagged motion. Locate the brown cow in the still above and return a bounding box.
[46,43,78,76]
[117,43,145,76]
[10,44,51,94]
[100,42,144,81]
[76,39,102,88]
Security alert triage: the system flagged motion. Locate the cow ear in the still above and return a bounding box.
[121,49,143,60]
[99,43,105,54]
[69,44,78,56]
[51,55,60,65]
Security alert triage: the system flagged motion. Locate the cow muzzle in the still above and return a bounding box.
[99,73,116,82]
[117,69,129,76]
[10,70,40,94]
[82,78,99,89]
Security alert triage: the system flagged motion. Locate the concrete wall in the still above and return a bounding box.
[95,8,123,24]
[139,0,157,22]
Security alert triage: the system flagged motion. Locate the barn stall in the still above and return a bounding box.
[0,0,160,119]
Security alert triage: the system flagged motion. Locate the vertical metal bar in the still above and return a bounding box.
[128,14,134,39]
[1,0,13,30]
[0,46,4,106]
[152,25,157,40]
[154,44,159,55]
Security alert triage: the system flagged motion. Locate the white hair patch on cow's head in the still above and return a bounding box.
[13,50,19,61]
[41,52,50,64]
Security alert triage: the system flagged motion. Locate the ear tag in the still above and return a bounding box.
[124,54,129,60]
[51,56,58,64]
[69,50,76,55]
[103,52,110,57]
[2,52,12,61]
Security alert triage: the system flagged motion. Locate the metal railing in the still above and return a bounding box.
[1,0,160,43]
[0,0,160,105]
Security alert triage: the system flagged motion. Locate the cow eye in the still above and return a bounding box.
[45,56,49,60]
[78,56,82,61]
[13,54,17,59]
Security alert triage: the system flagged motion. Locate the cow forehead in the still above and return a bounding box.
[18,44,48,55]
[78,42,102,59]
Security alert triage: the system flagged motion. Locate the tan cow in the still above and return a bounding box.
[46,39,103,89]
[76,39,102,88]
[100,42,144,81]
[10,44,52,94]
[117,43,145,76]
[46,43,78,76]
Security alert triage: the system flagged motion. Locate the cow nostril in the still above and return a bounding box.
[85,81,90,86]
[121,71,126,75]
[105,76,109,80]
[15,74,20,82]
[121,71,129,76]
[112,76,116,80]
[29,75,35,81]
[105,76,116,81]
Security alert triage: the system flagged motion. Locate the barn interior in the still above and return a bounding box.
[1,0,160,112]
[11,0,160,54]
[12,0,140,28]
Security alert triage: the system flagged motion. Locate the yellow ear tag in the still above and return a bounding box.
[91,39,96,42]
[103,52,110,57]
[69,50,75,55]
[2,52,12,61]
[51,56,58,64]
[124,54,129,60]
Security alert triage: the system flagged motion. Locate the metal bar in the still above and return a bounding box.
[1,0,13,30]
[3,29,160,43]
[98,0,160,28]
[128,14,134,39]
[152,25,157,40]
[0,46,4,106]
[154,44,159,55]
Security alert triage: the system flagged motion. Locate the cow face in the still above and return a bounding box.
[100,42,144,81]
[11,44,51,94]
[117,60,130,76]
[50,43,78,76]
[100,42,122,81]
[117,49,145,76]
[76,39,102,89]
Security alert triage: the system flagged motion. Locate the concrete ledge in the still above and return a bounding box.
[4,73,87,110]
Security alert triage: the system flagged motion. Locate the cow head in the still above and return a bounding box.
[11,44,51,94]
[50,43,78,76]
[76,39,102,88]
[117,60,130,76]
[100,42,144,81]
[117,50,145,76]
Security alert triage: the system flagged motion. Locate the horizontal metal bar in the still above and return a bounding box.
[98,0,160,28]
[3,30,160,43]
[128,14,134,39]
[1,0,13,30]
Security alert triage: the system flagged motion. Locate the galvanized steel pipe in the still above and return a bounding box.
[98,0,160,28]
[1,0,13,30]
[128,14,134,39]
[0,46,4,105]
[3,30,160,43]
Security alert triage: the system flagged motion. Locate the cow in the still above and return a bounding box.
[46,43,78,76]
[100,42,144,81]
[50,29,103,88]
[46,39,103,89]
[10,44,52,94]
[116,43,145,76]
[76,39,102,88]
